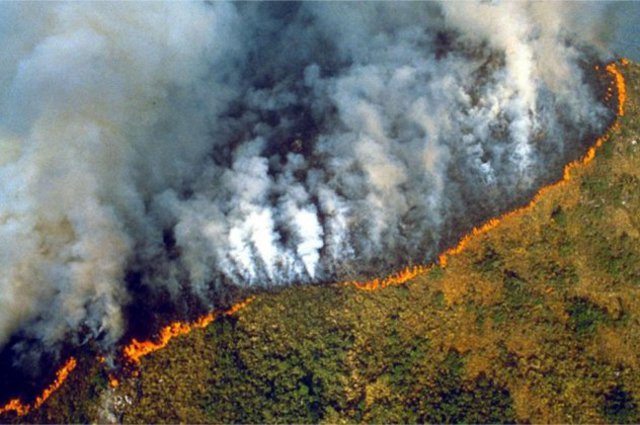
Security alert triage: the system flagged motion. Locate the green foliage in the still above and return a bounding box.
[551,205,567,227]
[432,290,446,308]
[420,371,515,424]
[198,296,355,424]
[602,137,615,159]
[582,174,616,200]
[597,233,640,282]
[501,270,545,321]
[429,266,445,280]
[503,270,528,305]
[603,385,639,424]
[88,369,109,397]
[567,298,610,337]
[474,246,502,275]
[546,263,578,288]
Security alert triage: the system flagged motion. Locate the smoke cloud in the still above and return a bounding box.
[0,2,629,365]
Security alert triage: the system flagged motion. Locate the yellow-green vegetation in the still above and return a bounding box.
[16,62,640,423]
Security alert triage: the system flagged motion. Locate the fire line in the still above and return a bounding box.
[346,59,628,289]
[0,59,628,418]
[122,296,256,365]
[0,357,77,417]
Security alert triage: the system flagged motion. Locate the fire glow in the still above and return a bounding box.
[122,296,256,365]
[0,60,628,418]
[348,61,627,284]
[0,357,77,417]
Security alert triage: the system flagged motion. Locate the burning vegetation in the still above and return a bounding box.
[0,358,76,417]
[122,297,255,366]
[1,59,634,423]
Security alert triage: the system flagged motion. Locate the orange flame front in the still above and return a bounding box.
[122,296,255,365]
[347,59,628,287]
[0,357,77,417]
[344,264,433,291]
[0,59,629,419]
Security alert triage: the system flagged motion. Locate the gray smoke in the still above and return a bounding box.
[0,2,630,361]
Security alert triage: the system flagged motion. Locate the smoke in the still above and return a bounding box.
[0,2,628,365]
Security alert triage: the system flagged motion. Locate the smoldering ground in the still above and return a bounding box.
[0,1,630,389]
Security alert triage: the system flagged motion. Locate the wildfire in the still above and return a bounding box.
[0,298,256,418]
[0,357,77,417]
[609,62,627,116]
[344,264,433,291]
[439,61,626,268]
[122,296,255,365]
[348,59,628,285]
[109,375,119,388]
[0,59,629,419]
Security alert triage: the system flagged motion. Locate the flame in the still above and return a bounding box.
[0,357,77,417]
[33,357,77,410]
[0,291,256,416]
[347,59,628,286]
[609,62,627,116]
[109,375,119,388]
[0,59,629,419]
[344,264,433,291]
[122,296,255,365]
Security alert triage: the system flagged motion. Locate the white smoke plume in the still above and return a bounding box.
[0,2,631,365]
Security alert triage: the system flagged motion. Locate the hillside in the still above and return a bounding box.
[10,60,640,424]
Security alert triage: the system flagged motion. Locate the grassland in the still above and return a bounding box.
[11,61,640,423]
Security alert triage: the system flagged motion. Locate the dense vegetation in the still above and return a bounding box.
[9,62,640,424]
